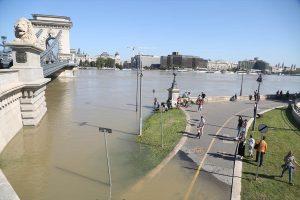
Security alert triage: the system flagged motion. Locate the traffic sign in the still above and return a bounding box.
[258,124,268,133]
[99,127,112,133]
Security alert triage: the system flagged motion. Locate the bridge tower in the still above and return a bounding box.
[29,14,73,61]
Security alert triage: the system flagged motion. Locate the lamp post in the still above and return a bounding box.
[160,104,164,148]
[1,36,7,52]
[98,127,113,200]
[252,74,263,131]
[239,73,244,96]
[135,55,139,112]
[138,58,143,136]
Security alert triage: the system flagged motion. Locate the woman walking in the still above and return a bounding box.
[280,151,300,185]
[196,116,206,139]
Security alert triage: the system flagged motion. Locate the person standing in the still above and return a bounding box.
[196,95,201,111]
[280,151,300,185]
[196,116,206,139]
[237,137,246,159]
[248,135,255,158]
[255,136,267,167]
[201,92,206,100]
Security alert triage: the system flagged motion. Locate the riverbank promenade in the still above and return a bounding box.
[124,99,286,200]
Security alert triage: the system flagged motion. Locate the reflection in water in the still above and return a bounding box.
[0,70,299,200]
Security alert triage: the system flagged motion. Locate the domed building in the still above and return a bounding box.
[114,52,121,65]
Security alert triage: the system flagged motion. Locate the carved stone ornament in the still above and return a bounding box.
[16,51,27,63]
[11,17,39,47]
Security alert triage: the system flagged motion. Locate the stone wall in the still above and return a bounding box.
[0,70,23,153]
[0,70,22,200]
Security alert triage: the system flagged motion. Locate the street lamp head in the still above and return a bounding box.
[1,36,7,44]
[256,74,262,83]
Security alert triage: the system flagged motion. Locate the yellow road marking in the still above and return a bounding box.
[183,107,251,200]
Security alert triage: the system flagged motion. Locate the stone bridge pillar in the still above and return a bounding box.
[8,43,50,125]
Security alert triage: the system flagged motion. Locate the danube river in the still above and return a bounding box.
[0,70,299,200]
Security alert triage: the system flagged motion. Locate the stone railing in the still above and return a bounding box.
[292,99,300,125]
[188,95,274,103]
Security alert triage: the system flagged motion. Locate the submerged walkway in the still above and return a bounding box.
[123,99,285,200]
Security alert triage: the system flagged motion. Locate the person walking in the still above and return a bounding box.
[248,135,255,158]
[237,116,243,137]
[196,116,206,139]
[280,151,300,185]
[197,98,204,111]
[255,136,267,167]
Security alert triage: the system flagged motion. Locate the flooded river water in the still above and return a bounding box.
[0,70,299,200]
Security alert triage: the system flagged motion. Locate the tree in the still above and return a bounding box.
[253,60,270,73]
[90,61,96,67]
[115,63,123,70]
[79,60,83,66]
[106,58,115,68]
[84,60,89,67]
[96,57,106,68]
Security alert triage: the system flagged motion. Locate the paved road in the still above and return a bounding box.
[124,99,286,200]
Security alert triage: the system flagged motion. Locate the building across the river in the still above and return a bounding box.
[160,52,208,69]
[238,57,258,70]
[70,48,94,65]
[131,54,161,69]
[96,51,122,65]
[207,60,237,71]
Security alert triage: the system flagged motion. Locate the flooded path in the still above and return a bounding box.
[0,70,298,200]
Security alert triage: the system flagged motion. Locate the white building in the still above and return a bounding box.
[96,51,122,65]
[207,60,236,70]
[70,48,93,65]
[131,55,161,69]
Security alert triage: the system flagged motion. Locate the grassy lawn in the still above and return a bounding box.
[136,108,186,168]
[241,107,300,200]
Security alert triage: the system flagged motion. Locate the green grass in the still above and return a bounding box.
[241,107,300,200]
[136,108,186,168]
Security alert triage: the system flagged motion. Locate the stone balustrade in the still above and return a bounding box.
[292,99,300,125]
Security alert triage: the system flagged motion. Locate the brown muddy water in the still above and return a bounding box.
[0,70,299,200]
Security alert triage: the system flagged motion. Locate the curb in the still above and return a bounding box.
[128,108,191,192]
[231,105,285,200]
[0,169,20,200]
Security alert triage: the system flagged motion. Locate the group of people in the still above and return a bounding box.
[248,90,260,101]
[276,90,290,99]
[235,115,299,185]
[177,91,206,109]
[153,97,170,112]
[230,94,238,101]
